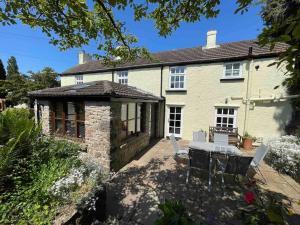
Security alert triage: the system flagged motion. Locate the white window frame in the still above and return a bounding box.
[169,66,186,90]
[223,62,242,79]
[167,105,184,137]
[75,75,83,85]
[117,71,128,85]
[214,107,237,128]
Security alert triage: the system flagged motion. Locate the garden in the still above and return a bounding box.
[0,108,106,225]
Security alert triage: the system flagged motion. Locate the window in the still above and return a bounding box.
[121,103,142,140]
[117,71,128,85]
[169,66,186,89]
[215,107,237,128]
[168,106,182,137]
[224,63,242,78]
[75,75,83,84]
[52,101,85,138]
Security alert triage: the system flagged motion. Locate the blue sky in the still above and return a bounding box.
[0,1,263,74]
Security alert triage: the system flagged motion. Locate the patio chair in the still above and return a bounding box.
[225,155,253,181]
[212,152,229,193]
[250,144,269,182]
[170,134,188,157]
[193,130,206,142]
[186,148,210,184]
[214,133,229,146]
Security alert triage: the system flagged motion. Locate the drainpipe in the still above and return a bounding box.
[112,70,114,82]
[160,65,166,138]
[243,47,253,135]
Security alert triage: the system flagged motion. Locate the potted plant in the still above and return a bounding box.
[243,132,255,150]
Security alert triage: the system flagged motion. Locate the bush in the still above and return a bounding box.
[0,108,84,224]
[265,135,300,183]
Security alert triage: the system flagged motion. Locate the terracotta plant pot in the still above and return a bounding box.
[243,138,253,150]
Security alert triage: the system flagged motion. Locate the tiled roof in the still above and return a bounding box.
[28,80,161,100]
[62,40,287,75]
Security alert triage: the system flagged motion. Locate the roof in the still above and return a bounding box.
[28,80,162,101]
[62,40,287,75]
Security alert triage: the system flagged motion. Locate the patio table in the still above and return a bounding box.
[187,141,242,192]
[188,141,242,155]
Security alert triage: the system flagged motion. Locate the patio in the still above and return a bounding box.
[106,139,300,225]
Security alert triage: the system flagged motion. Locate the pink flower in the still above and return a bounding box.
[244,191,255,204]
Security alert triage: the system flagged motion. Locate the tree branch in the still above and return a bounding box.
[95,0,131,52]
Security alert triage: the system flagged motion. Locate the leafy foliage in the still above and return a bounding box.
[0,62,59,106]
[0,59,6,81]
[6,56,19,79]
[155,200,200,225]
[0,108,82,224]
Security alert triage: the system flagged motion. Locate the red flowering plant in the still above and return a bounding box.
[239,187,293,225]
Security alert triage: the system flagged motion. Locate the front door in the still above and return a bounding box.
[168,106,182,137]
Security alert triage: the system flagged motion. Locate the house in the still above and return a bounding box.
[29,30,294,171]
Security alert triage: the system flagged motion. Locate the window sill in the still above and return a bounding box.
[51,133,85,143]
[220,78,244,82]
[165,89,187,93]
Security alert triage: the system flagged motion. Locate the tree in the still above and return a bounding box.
[28,67,59,90]
[0,59,6,80]
[6,56,19,79]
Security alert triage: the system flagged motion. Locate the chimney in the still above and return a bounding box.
[204,30,219,49]
[78,50,91,64]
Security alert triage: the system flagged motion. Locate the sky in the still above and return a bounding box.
[0,1,264,74]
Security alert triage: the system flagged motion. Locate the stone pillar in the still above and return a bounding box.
[85,101,111,171]
[35,100,51,135]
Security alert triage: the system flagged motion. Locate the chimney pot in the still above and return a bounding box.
[204,30,219,49]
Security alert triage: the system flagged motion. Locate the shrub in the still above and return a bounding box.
[265,135,300,183]
[155,200,200,225]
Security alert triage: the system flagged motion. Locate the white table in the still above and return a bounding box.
[189,141,242,155]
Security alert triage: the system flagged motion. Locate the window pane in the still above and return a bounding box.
[137,118,141,132]
[233,63,240,69]
[233,70,240,76]
[180,76,184,81]
[228,118,234,124]
[121,121,127,139]
[170,107,175,113]
[175,121,181,127]
[170,114,175,120]
[55,119,63,133]
[175,82,179,88]
[225,71,232,76]
[76,102,85,121]
[175,128,180,134]
[180,82,184,88]
[128,103,136,120]
[66,102,76,120]
[77,122,85,138]
[54,102,63,118]
[66,120,76,137]
[217,117,221,123]
[170,121,174,126]
[176,114,181,120]
[217,108,222,114]
[128,119,136,135]
[176,107,181,113]
[171,76,175,81]
[223,108,228,114]
[229,108,234,115]
[169,127,174,133]
[121,104,127,121]
[171,68,175,73]
[226,64,232,70]
[222,117,227,123]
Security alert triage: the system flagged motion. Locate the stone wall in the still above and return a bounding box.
[110,103,151,171]
[85,101,111,171]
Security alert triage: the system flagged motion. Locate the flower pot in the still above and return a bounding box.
[243,138,253,150]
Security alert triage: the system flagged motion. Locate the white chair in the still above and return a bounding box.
[214,133,229,146]
[250,144,269,182]
[193,131,206,142]
[170,134,188,156]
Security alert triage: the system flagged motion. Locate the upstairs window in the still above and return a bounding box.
[169,66,186,89]
[117,71,128,85]
[52,101,85,139]
[75,75,83,84]
[224,63,242,78]
[215,107,237,128]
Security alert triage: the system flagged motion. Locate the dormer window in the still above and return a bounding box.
[75,75,83,85]
[169,66,186,90]
[117,71,128,85]
[223,63,242,79]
